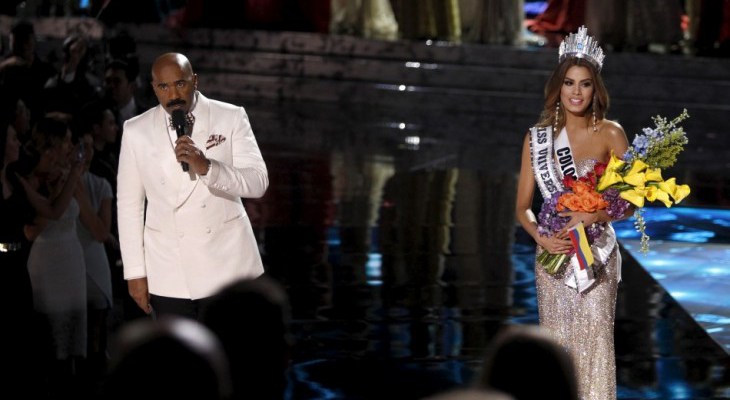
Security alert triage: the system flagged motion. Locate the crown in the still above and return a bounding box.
[558,26,605,71]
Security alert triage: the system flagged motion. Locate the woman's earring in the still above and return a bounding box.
[592,96,598,132]
[554,101,560,134]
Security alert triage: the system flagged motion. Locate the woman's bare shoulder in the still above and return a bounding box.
[600,119,627,138]
[599,119,630,154]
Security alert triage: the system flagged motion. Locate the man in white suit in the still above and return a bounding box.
[117,52,268,319]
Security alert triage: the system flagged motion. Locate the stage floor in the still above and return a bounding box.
[615,207,730,356]
[282,206,730,399]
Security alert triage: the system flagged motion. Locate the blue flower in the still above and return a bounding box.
[642,127,661,139]
[632,135,649,152]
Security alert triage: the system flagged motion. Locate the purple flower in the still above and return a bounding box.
[537,191,570,236]
[601,188,631,219]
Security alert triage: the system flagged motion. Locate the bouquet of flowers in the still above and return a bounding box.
[537,110,692,274]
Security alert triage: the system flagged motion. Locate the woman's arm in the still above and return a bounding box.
[18,163,83,220]
[515,134,540,240]
[515,133,573,254]
[24,217,48,241]
[75,177,112,242]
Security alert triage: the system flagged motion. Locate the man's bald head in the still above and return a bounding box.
[150,52,198,115]
[152,53,193,77]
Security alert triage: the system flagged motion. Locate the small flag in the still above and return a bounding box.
[568,222,594,270]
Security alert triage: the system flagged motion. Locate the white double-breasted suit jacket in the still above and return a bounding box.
[117,92,268,299]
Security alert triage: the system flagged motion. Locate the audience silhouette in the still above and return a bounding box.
[201,275,293,400]
[423,388,515,400]
[103,315,232,400]
[476,325,578,400]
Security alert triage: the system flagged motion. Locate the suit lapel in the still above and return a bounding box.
[190,94,210,157]
[150,107,185,204]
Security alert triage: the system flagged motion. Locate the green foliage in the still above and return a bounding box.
[645,109,690,169]
[623,109,690,170]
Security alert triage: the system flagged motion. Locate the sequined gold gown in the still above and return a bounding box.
[534,159,620,400]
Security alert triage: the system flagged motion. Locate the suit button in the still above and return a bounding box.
[179,233,184,238]
[201,204,206,208]
[206,228,211,234]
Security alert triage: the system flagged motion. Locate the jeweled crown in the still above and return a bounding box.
[558,26,604,71]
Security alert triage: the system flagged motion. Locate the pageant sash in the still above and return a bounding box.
[530,126,564,200]
[553,127,577,180]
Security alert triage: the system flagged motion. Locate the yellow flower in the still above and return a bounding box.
[597,153,626,191]
[626,159,648,175]
[605,152,625,171]
[622,162,663,188]
[597,171,623,191]
[644,168,663,182]
[620,187,647,207]
[645,185,657,201]
[674,184,691,203]
[647,185,673,207]
[623,171,646,187]
[658,178,691,203]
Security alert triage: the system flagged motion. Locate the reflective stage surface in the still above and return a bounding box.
[244,137,730,399]
[613,208,730,399]
[276,203,730,399]
[617,208,730,355]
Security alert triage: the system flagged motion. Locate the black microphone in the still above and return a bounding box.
[171,109,189,172]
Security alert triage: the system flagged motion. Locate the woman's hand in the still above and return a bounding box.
[557,210,599,235]
[536,234,573,254]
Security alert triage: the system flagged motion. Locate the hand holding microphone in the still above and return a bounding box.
[172,109,190,172]
[172,110,210,176]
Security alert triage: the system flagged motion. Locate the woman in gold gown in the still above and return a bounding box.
[514,27,631,400]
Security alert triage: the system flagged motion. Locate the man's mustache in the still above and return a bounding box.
[166,99,186,107]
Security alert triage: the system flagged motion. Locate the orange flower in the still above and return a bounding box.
[557,187,608,213]
[571,181,592,195]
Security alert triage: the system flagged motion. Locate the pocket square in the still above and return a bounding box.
[206,134,226,150]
